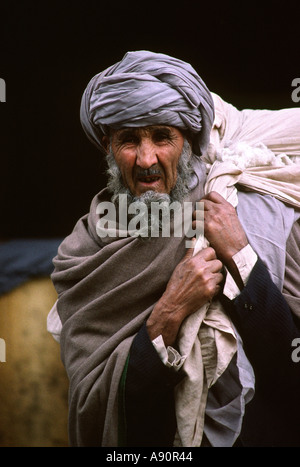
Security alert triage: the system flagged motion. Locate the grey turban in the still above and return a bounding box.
[80,51,215,156]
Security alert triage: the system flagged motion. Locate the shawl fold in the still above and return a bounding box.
[282,219,300,319]
[52,163,207,446]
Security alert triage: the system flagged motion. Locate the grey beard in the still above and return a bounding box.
[105,139,195,237]
[106,138,195,203]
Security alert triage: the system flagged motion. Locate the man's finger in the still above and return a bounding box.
[210,259,223,274]
[193,246,217,261]
[200,191,227,204]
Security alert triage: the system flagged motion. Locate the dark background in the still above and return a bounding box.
[0,1,299,239]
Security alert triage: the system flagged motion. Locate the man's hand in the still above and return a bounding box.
[146,243,223,347]
[193,191,249,289]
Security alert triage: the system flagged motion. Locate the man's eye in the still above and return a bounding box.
[127,138,138,143]
[153,131,170,143]
[120,136,138,145]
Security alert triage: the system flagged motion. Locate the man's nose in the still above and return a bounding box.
[136,139,158,168]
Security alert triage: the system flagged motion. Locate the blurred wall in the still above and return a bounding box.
[0,278,69,447]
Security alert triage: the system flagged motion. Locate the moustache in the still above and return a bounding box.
[135,166,163,178]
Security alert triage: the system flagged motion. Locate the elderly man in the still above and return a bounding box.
[48,51,300,447]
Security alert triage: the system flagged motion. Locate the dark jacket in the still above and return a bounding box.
[121,259,300,447]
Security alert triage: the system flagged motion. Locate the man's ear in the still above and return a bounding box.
[102,135,110,153]
[187,135,193,151]
[182,130,193,155]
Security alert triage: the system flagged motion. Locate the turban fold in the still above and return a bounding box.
[80,51,215,156]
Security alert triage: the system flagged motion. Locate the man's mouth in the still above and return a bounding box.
[135,167,163,188]
[137,175,161,183]
[135,176,163,195]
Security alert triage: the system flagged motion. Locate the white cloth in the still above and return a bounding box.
[172,94,300,447]
[207,92,300,166]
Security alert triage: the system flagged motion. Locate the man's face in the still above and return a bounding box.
[107,126,185,197]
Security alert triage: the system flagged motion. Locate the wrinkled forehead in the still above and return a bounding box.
[109,125,189,142]
[111,125,175,136]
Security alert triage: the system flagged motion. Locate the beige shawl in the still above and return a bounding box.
[51,164,206,447]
